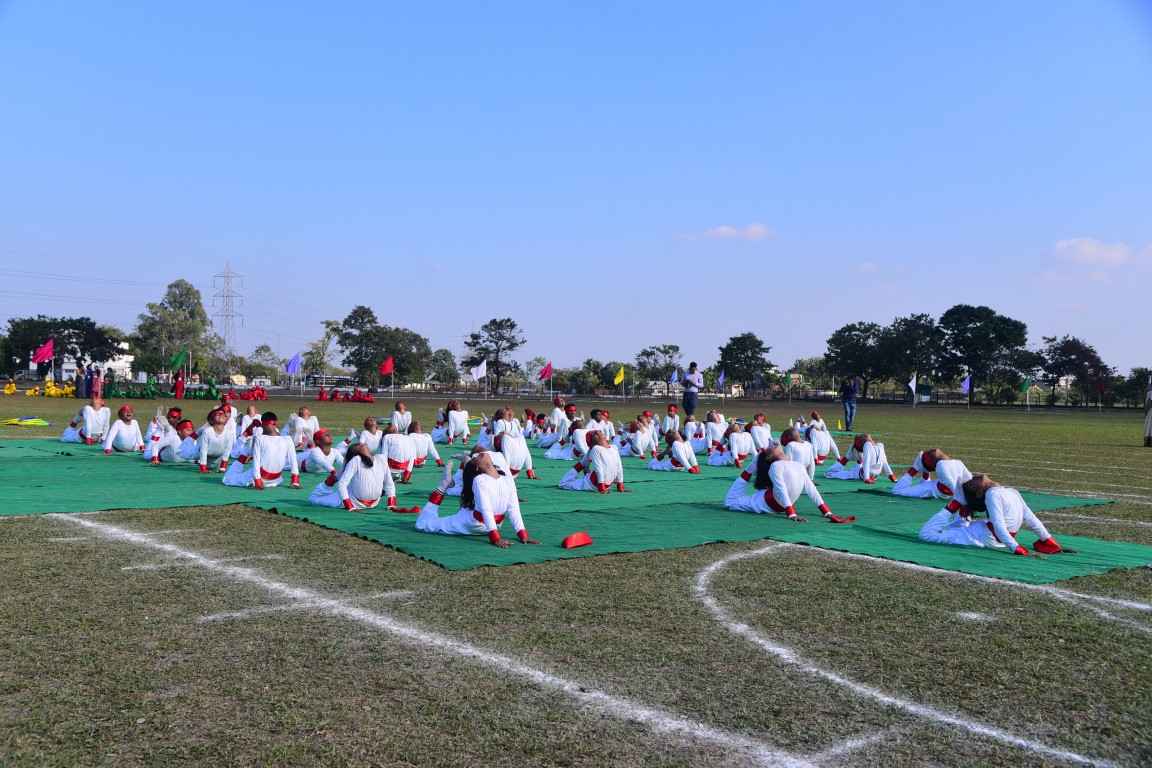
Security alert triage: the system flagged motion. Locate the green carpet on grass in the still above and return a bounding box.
[1,439,1147,583]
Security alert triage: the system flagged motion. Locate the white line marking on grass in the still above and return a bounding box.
[48,536,97,542]
[696,545,1118,768]
[197,590,416,622]
[122,554,287,572]
[806,729,893,764]
[52,514,815,768]
[955,612,996,622]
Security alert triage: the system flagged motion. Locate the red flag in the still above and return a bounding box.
[538,361,553,380]
[31,339,54,364]
[1097,378,1106,397]
[378,356,394,376]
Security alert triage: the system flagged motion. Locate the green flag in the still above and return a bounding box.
[169,349,188,369]
[1018,377,1030,393]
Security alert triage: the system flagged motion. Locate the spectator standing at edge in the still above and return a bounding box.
[682,362,704,418]
[840,373,858,430]
[1144,376,1152,447]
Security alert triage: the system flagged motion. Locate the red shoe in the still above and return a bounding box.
[863,478,875,484]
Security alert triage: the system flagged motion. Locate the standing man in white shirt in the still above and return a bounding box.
[681,362,704,418]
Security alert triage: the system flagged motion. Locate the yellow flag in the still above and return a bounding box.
[613,365,625,385]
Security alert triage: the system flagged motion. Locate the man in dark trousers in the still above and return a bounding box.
[839,374,858,430]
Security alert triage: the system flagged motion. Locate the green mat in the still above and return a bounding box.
[2,439,1148,583]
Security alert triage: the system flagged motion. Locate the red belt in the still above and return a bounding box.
[358,498,380,507]
[259,469,282,480]
[671,459,683,468]
[473,511,505,524]
[986,522,1019,543]
[937,481,953,496]
[387,458,410,470]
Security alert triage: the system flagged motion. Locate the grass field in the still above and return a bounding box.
[2,394,1151,767]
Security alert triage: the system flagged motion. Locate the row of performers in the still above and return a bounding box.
[60,395,1077,557]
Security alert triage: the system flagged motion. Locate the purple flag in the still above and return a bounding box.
[961,375,970,394]
[284,352,302,376]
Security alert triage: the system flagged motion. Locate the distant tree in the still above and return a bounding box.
[635,344,682,395]
[824,322,884,397]
[600,361,633,392]
[716,332,773,392]
[302,320,342,377]
[4,315,122,375]
[523,356,548,386]
[462,318,526,394]
[334,306,432,386]
[1040,335,1112,406]
[429,348,460,386]
[573,359,603,394]
[939,305,1028,406]
[246,344,282,379]
[790,356,832,390]
[130,279,214,375]
[1118,367,1151,408]
[876,313,946,397]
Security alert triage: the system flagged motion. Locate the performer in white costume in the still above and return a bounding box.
[282,407,321,449]
[659,404,680,439]
[432,400,471,445]
[196,409,237,472]
[780,427,816,480]
[102,406,145,453]
[415,455,539,547]
[545,419,588,461]
[892,448,972,501]
[823,434,897,483]
[408,421,444,469]
[919,474,1075,556]
[805,411,840,464]
[309,443,405,511]
[61,396,111,444]
[748,413,775,453]
[352,416,385,455]
[648,430,700,473]
[723,448,853,523]
[222,412,300,489]
[442,445,511,497]
[296,428,345,475]
[491,407,537,478]
[389,401,412,435]
[380,424,418,483]
[558,431,628,493]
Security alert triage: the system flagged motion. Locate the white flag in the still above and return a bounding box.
[908,375,917,393]
[470,360,487,381]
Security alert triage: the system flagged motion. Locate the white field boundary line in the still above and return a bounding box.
[123,554,288,572]
[695,545,1120,768]
[765,542,1152,622]
[50,514,816,768]
[197,590,416,623]
[806,729,895,765]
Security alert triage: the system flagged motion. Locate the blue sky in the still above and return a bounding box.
[1,1,1149,374]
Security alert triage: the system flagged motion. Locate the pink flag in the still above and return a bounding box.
[538,361,553,380]
[31,339,54,364]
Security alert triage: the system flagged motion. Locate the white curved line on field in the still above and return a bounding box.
[51,514,814,768]
[696,544,1123,767]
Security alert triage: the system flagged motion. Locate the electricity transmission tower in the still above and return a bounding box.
[213,262,243,374]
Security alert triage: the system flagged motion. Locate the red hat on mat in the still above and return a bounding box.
[561,531,593,549]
